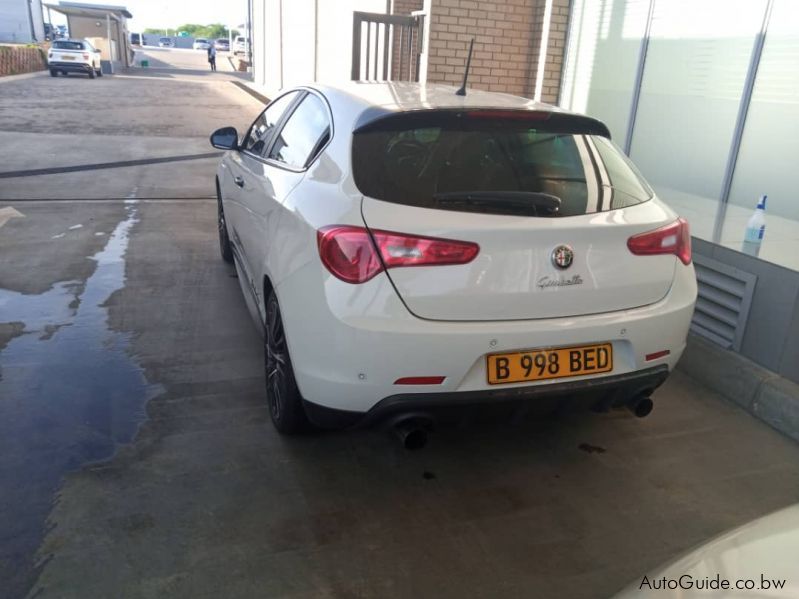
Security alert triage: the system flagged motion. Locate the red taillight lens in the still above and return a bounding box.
[317,226,384,284]
[82,53,90,59]
[317,226,479,284]
[627,217,692,265]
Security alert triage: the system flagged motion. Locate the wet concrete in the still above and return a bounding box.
[0,201,162,597]
[0,61,263,599]
[1,200,796,599]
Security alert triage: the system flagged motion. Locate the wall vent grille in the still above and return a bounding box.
[691,254,757,351]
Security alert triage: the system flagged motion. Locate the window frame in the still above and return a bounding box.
[245,87,334,174]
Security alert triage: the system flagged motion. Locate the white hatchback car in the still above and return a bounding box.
[192,38,211,50]
[210,83,697,440]
[47,38,103,78]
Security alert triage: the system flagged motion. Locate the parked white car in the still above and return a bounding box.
[232,35,248,55]
[210,83,697,441]
[47,38,103,78]
[192,38,211,50]
[613,505,799,597]
[158,37,174,48]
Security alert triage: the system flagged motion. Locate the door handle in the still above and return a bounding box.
[234,176,244,188]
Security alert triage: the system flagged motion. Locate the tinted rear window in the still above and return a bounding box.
[352,111,652,217]
[53,41,84,50]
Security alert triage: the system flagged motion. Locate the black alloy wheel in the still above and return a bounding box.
[264,292,308,433]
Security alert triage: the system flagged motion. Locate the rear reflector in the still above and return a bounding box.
[317,225,478,284]
[394,376,446,385]
[627,217,692,265]
[645,350,671,361]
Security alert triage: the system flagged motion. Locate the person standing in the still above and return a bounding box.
[207,44,217,71]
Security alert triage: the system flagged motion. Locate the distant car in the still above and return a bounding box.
[192,38,211,50]
[130,32,142,46]
[56,25,67,37]
[233,35,248,56]
[158,37,174,48]
[214,38,229,51]
[48,38,103,78]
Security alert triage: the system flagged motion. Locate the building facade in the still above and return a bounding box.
[0,0,45,43]
[250,0,566,103]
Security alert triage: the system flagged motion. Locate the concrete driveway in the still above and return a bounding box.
[2,68,799,599]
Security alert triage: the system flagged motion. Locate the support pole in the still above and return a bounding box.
[106,14,114,74]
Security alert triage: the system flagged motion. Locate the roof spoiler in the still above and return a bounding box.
[353,108,611,139]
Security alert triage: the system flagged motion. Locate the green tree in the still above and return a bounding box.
[142,24,239,38]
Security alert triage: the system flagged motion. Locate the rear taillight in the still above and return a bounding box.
[82,53,90,59]
[317,225,479,284]
[627,217,691,265]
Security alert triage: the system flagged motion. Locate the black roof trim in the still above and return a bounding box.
[353,107,611,139]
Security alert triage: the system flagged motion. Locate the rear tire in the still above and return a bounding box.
[217,189,233,263]
[49,69,57,77]
[264,291,309,434]
[88,65,96,79]
[96,67,103,77]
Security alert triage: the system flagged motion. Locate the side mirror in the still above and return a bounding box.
[94,49,101,53]
[210,126,238,150]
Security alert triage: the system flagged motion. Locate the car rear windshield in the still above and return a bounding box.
[352,110,653,217]
[53,41,84,50]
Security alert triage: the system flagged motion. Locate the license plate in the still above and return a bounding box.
[61,55,75,60]
[486,343,613,385]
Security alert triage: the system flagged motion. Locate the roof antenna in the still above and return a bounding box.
[455,38,475,96]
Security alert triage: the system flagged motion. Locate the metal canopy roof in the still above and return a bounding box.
[44,1,133,20]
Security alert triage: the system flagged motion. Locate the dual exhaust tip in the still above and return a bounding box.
[388,394,654,450]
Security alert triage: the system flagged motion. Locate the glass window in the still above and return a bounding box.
[627,0,768,241]
[592,136,653,209]
[53,40,84,50]
[719,0,799,271]
[241,91,299,157]
[352,113,652,217]
[267,94,330,168]
[560,0,650,143]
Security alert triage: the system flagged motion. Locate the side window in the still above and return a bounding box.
[242,92,298,156]
[267,94,330,168]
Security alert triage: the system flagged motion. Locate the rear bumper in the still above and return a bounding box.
[49,61,92,73]
[303,365,670,428]
[276,257,697,415]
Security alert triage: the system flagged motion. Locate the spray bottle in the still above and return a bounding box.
[742,195,766,257]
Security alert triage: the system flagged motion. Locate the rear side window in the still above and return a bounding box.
[53,41,84,50]
[591,136,653,209]
[352,111,652,217]
[268,94,330,168]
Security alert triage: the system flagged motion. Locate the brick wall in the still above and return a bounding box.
[390,0,424,80]
[0,45,46,77]
[425,0,570,103]
[542,0,570,104]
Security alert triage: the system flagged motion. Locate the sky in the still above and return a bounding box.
[48,0,247,32]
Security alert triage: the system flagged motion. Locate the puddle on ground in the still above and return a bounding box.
[0,201,162,597]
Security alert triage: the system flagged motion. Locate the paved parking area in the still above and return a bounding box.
[2,66,799,599]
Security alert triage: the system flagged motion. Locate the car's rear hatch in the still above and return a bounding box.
[353,109,678,321]
[51,42,85,61]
